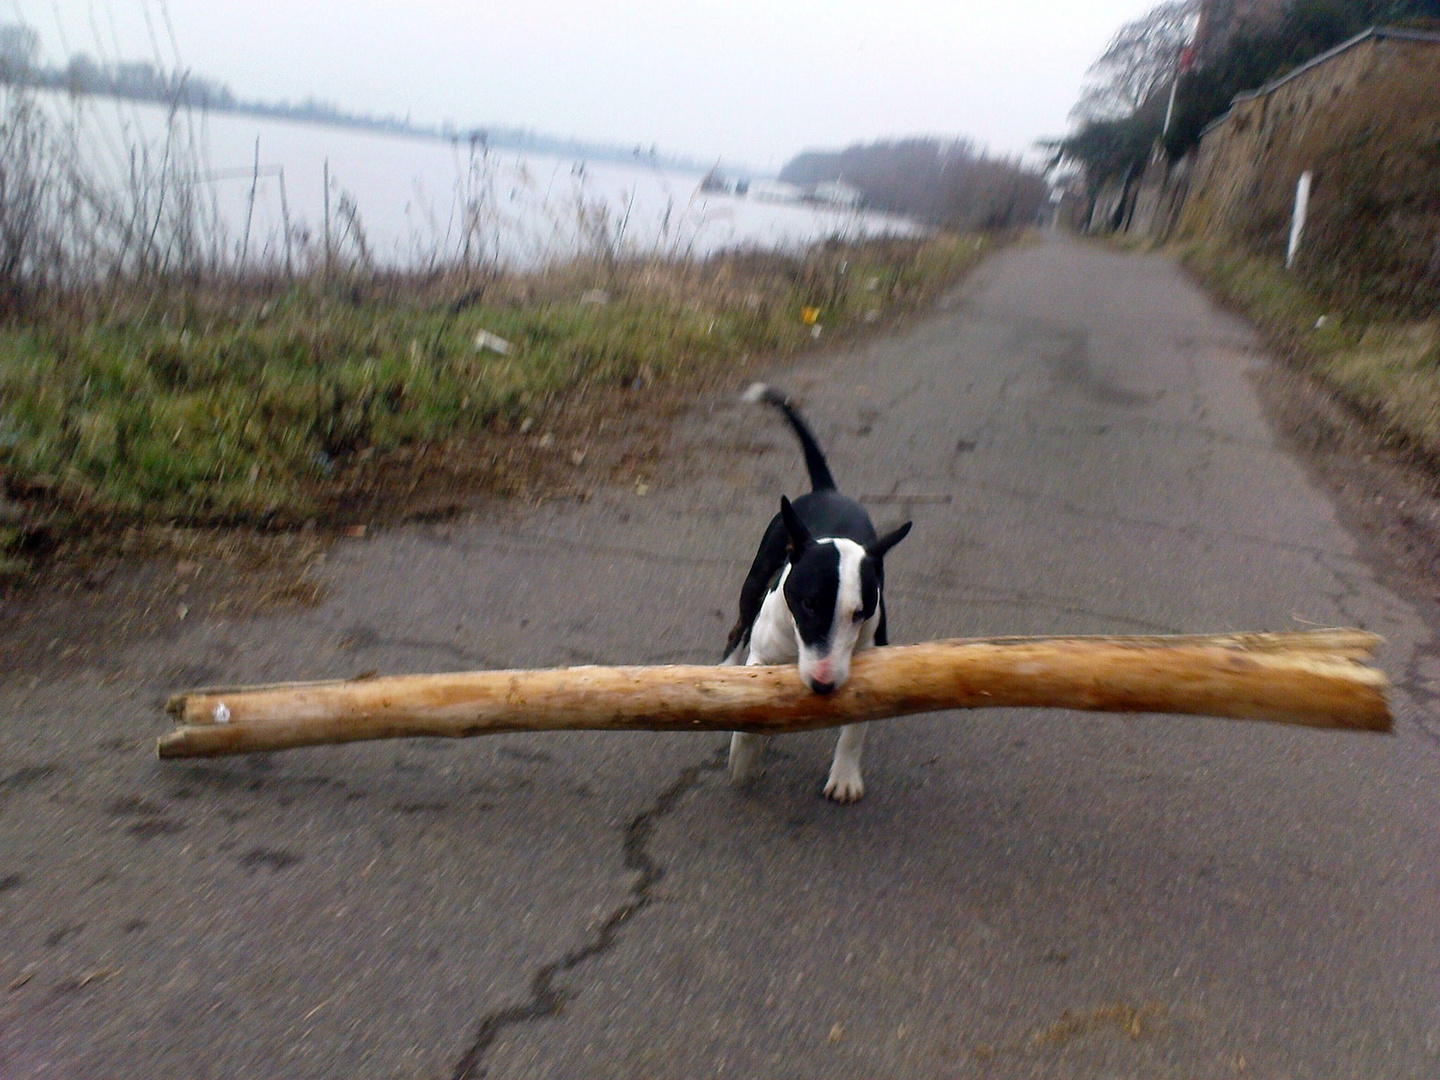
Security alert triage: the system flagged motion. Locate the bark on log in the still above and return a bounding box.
[156,630,1390,760]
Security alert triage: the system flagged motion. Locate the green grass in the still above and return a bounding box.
[0,235,986,527]
[1183,239,1440,456]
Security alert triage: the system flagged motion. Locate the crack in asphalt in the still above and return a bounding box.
[1309,549,1369,629]
[426,529,741,570]
[360,634,498,668]
[1398,639,1440,751]
[947,474,1346,558]
[449,747,726,1080]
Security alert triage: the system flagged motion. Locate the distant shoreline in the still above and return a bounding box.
[12,67,725,175]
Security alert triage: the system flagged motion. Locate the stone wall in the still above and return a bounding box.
[1083,149,1191,243]
[1175,29,1440,312]
[1179,33,1388,242]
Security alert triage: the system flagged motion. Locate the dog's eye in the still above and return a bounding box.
[853,610,868,623]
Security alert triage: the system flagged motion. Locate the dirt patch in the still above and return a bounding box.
[1252,363,1440,621]
[322,367,724,519]
[971,1001,1168,1062]
[0,386,681,679]
[0,525,329,681]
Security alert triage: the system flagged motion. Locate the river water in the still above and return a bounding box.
[64,92,920,270]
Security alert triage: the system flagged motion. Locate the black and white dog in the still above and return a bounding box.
[723,384,911,803]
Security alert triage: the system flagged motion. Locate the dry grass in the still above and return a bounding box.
[1184,238,1440,456]
[0,235,987,581]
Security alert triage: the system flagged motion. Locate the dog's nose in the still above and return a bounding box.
[809,679,836,695]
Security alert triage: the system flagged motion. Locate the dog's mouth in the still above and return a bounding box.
[807,678,837,695]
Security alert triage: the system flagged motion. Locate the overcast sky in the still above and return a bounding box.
[30,0,1159,169]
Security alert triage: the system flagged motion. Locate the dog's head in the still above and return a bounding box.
[779,496,911,694]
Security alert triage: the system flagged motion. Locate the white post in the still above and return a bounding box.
[1286,170,1312,270]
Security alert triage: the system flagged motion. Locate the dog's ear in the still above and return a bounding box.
[867,521,912,559]
[779,496,813,554]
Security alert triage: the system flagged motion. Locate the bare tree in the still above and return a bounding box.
[779,138,1048,230]
[0,23,39,81]
[1071,0,1199,123]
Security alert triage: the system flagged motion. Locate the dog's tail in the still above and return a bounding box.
[743,382,836,491]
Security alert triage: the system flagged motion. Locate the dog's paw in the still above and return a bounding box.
[823,768,865,804]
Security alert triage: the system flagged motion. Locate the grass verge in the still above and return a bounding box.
[1182,239,1440,459]
[0,234,988,582]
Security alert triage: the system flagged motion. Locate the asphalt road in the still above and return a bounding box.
[3,236,1439,1079]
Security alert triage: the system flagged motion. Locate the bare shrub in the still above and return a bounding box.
[0,76,222,310]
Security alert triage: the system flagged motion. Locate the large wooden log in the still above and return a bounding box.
[156,630,1390,759]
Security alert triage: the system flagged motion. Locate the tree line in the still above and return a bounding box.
[779,138,1049,230]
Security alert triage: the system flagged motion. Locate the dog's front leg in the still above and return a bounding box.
[823,724,866,803]
[824,624,880,804]
[728,730,768,784]
[722,644,768,784]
